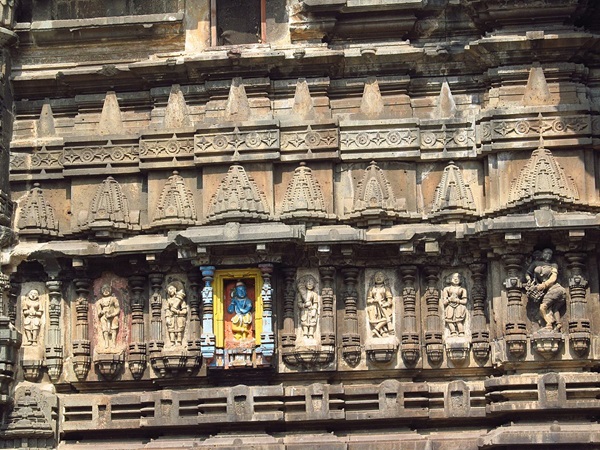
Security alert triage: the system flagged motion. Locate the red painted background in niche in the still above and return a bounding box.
[224,278,255,349]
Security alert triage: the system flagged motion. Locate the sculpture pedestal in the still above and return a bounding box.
[533,329,563,360]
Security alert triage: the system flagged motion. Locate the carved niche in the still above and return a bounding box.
[364,271,399,364]
[20,287,45,382]
[93,282,124,380]
[207,268,272,369]
[281,269,334,369]
[149,276,201,377]
[441,272,471,364]
[524,248,566,359]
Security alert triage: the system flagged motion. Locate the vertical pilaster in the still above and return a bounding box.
[72,277,91,381]
[318,266,335,364]
[423,267,443,364]
[187,269,202,369]
[128,275,147,379]
[341,268,360,366]
[258,263,274,364]
[400,265,419,364]
[281,267,296,365]
[566,252,590,356]
[470,263,489,361]
[503,254,526,358]
[200,266,215,363]
[45,279,63,382]
[148,272,164,375]
[0,274,19,403]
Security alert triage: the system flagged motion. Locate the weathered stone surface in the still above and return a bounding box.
[3,1,600,448]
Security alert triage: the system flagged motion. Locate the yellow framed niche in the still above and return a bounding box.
[213,268,263,368]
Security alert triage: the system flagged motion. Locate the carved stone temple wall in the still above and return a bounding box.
[0,0,599,448]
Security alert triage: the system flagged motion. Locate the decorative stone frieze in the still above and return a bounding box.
[139,134,195,169]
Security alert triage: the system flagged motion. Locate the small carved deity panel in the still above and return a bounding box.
[164,282,188,346]
[96,284,121,351]
[225,280,254,344]
[525,248,566,331]
[296,275,320,340]
[366,272,394,338]
[22,289,43,346]
[441,273,468,337]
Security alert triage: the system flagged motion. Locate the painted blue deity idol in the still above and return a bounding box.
[228,281,253,340]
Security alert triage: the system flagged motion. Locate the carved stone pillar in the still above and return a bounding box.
[258,263,274,366]
[148,272,165,375]
[0,274,20,403]
[469,263,489,361]
[400,265,420,364]
[128,275,147,379]
[503,254,527,358]
[45,279,63,382]
[7,276,18,325]
[341,268,361,366]
[281,267,297,366]
[566,252,590,356]
[186,270,202,372]
[318,266,335,364]
[423,267,443,364]
[200,266,215,364]
[72,278,91,381]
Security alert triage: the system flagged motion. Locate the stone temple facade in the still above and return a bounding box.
[0,0,599,448]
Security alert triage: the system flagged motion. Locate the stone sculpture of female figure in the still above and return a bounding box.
[164,283,188,346]
[441,273,468,337]
[97,284,120,350]
[525,248,566,331]
[297,276,319,339]
[366,272,394,338]
[22,289,43,345]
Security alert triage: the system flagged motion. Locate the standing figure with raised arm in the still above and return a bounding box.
[525,248,566,331]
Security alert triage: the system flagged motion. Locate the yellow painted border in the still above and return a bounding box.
[213,268,263,348]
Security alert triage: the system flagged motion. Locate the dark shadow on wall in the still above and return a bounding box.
[19,0,180,21]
